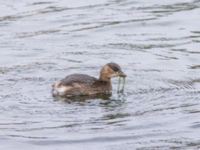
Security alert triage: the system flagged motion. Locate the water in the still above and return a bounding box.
[1,0,200,149]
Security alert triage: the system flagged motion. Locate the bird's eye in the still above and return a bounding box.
[108,63,121,72]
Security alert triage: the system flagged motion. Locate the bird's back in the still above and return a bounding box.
[60,74,97,86]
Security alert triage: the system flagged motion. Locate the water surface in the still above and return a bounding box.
[1,0,200,149]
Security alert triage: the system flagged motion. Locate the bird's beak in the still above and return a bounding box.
[118,71,127,77]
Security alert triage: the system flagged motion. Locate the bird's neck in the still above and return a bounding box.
[99,66,111,82]
[99,73,111,82]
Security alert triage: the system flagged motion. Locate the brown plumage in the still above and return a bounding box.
[52,62,126,97]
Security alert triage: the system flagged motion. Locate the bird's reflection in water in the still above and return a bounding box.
[53,92,126,106]
[53,93,112,103]
[53,93,128,126]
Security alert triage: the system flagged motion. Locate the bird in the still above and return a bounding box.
[52,62,126,97]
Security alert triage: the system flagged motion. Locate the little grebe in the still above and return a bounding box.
[52,62,126,97]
